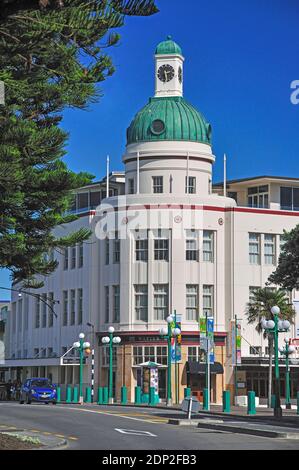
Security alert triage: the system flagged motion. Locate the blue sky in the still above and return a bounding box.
[1,0,299,298]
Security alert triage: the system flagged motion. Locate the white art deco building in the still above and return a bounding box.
[5,37,299,404]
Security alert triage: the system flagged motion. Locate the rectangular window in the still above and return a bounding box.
[63,248,68,270]
[78,243,83,268]
[70,289,76,325]
[153,176,163,194]
[133,346,143,365]
[144,346,155,363]
[77,288,83,325]
[185,230,198,261]
[264,234,276,265]
[62,290,68,326]
[249,346,262,356]
[12,302,16,333]
[185,176,196,194]
[249,233,260,264]
[113,286,120,323]
[35,296,40,329]
[153,284,168,320]
[71,246,76,269]
[113,233,120,264]
[203,231,214,262]
[48,292,54,328]
[136,239,148,262]
[105,238,110,265]
[77,192,89,210]
[105,286,109,323]
[186,285,199,321]
[280,186,299,211]
[42,294,47,328]
[17,299,22,332]
[135,285,148,322]
[188,346,198,362]
[33,348,39,358]
[248,185,269,208]
[203,285,214,317]
[48,347,53,357]
[128,178,134,195]
[24,296,29,331]
[156,346,168,365]
[154,239,169,261]
[90,191,101,209]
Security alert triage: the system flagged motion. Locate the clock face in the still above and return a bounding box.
[178,66,182,84]
[157,64,175,83]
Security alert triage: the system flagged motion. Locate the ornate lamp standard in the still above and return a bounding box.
[279,338,296,409]
[261,306,291,418]
[159,315,181,406]
[73,333,90,404]
[101,327,121,404]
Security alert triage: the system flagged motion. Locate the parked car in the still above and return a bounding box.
[20,378,57,404]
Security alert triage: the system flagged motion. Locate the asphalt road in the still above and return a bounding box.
[0,402,298,450]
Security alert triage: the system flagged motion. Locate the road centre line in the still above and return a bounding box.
[63,406,169,425]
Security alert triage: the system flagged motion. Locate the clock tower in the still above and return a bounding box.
[155,36,184,98]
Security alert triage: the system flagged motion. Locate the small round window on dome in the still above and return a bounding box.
[151,119,165,135]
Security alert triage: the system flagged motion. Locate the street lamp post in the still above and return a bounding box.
[159,315,181,406]
[261,306,291,418]
[101,327,121,404]
[279,338,296,409]
[87,322,95,403]
[73,333,90,404]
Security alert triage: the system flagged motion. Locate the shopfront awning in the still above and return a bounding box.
[186,361,224,375]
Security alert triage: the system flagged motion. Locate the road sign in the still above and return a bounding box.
[181,397,200,413]
[60,357,86,366]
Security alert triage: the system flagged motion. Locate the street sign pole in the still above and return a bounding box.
[205,311,210,411]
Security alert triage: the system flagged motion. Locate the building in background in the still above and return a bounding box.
[5,38,299,403]
[0,301,10,382]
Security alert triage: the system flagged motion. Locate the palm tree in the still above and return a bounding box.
[245,288,295,408]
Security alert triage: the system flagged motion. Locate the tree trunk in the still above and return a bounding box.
[268,335,274,408]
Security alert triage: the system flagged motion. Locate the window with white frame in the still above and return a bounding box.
[249,233,260,264]
[248,185,269,208]
[113,233,120,264]
[264,234,276,265]
[154,239,169,261]
[136,239,148,262]
[18,299,22,332]
[249,346,262,356]
[35,296,40,329]
[144,346,155,362]
[132,346,167,366]
[24,296,29,331]
[203,231,214,262]
[48,292,54,328]
[185,176,196,194]
[71,246,76,269]
[185,230,198,261]
[187,346,205,362]
[105,286,109,323]
[70,289,76,325]
[113,285,120,323]
[280,186,299,211]
[78,243,83,268]
[41,294,47,328]
[186,285,199,321]
[153,176,163,194]
[128,178,134,195]
[105,238,110,265]
[153,284,169,320]
[62,290,68,326]
[63,248,68,270]
[77,288,83,325]
[134,285,148,322]
[203,285,214,317]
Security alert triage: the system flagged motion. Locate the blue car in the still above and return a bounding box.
[20,378,57,405]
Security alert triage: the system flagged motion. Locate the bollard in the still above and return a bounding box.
[103,387,108,404]
[73,386,78,403]
[297,392,299,415]
[56,387,61,403]
[121,386,127,405]
[222,390,231,413]
[135,386,141,405]
[247,391,256,415]
[66,386,72,404]
[85,387,91,403]
[149,387,156,406]
[184,388,191,399]
[203,388,209,411]
[271,394,276,409]
[97,387,103,405]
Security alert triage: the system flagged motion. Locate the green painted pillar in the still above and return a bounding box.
[203,388,209,411]
[271,394,276,409]
[73,386,78,403]
[66,386,72,403]
[56,387,61,403]
[103,387,108,404]
[247,391,256,415]
[223,391,231,413]
[121,386,127,405]
[184,388,191,398]
[97,387,103,405]
[135,386,141,405]
[85,387,91,403]
[149,387,156,406]
[297,392,299,415]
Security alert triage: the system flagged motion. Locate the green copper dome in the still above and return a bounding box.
[155,36,183,56]
[126,97,212,146]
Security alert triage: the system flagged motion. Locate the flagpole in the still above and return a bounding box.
[106,155,110,198]
[137,151,140,195]
[223,153,227,197]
